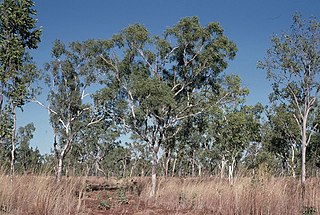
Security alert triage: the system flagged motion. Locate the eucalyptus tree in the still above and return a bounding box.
[15,123,42,173]
[264,104,300,176]
[0,0,41,176]
[90,17,240,196]
[171,113,209,177]
[259,14,320,185]
[39,40,99,182]
[210,102,262,181]
[71,109,120,176]
[0,106,12,170]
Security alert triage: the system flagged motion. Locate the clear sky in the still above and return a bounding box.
[17,0,320,154]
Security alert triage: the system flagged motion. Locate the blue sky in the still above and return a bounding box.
[18,0,320,154]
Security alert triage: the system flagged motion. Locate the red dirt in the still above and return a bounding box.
[82,190,212,215]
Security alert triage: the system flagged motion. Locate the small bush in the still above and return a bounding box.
[303,206,316,215]
[98,199,111,210]
[117,188,128,205]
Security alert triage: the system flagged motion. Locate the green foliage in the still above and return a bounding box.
[98,200,111,210]
[303,206,316,215]
[15,123,42,173]
[85,17,242,190]
[116,188,128,205]
[0,0,41,105]
[259,13,320,181]
[0,0,41,173]
[178,191,186,205]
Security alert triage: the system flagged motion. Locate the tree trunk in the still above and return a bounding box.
[197,161,202,177]
[163,149,171,178]
[130,160,136,178]
[178,160,182,177]
[191,150,195,177]
[220,156,227,179]
[122,159,127,178]
[150,150,158,197]
[290,144,296,178]
[10,106,16,179]
[0,91,3,162]
[171,157,177,177]
[301,117,307,186]
[301,144,306,184]
[228,157,236,184]
[56,157,64,182]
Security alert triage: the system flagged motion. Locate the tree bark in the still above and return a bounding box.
[290,144,296,178]
[301,116,307,186]
[0,91,3,159]
[57,157,64,182]
[197,161,202,177]
[150,150,158,197]
[220,156,227,179]
[228,157,236,184]
[171,157,177,177]
[163,149,171,178]
[130,160,136,178]
[191,150,195,177]
[10,106,16,179]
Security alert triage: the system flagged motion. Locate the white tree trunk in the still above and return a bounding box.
[56,157,64,182]
[289,144,296,178]
[150,150,158,197]
[301,116,307,185]
[150,163,157,197]
[197,161,202,177]
[191,150,195,177]
[220,156,227,179]
[171,157,177,177]
[228,158,236,184]
[10,106,16,179]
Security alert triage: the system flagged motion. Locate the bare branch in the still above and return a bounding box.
[306,123,318,146]
[81,89,89,100]
[31,99,69,130]
[87,118,103,127]
[31,99,58,115]
[287,85,303,119]
[130,42,157,75]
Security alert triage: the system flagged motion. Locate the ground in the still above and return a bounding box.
[83,191,211,215]
[82,178,211,215]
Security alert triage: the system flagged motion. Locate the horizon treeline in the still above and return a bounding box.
[0,0,320,196]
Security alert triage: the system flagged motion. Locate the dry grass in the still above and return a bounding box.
[140,177,320,215]
[1,174,320,215]
[0,173,86,215]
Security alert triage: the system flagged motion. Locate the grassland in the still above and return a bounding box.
[0,174,319,214]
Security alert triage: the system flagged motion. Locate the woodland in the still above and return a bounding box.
[1,0,320,214]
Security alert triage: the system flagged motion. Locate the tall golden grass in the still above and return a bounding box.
[0,173,86,215]
[0,174,320,214]
[141,177,320,214]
